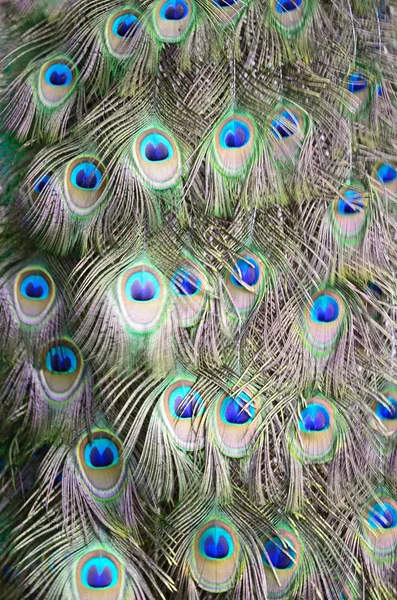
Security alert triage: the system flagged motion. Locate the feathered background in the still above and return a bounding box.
[0,0,396,598]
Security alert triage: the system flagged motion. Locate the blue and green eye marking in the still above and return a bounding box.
[220,392,254,425]
[81,556,119,589]
[133,127,182,189]
[171,268,201,297]
[38,57,77,109]
[198,526,234,560]
[299,403,330,431]
[46,345,78,374]
[125,270,161,302]
[84,438,120,469]
[140,132,173,162]
[71,162,103,191]
[271,110,298,140]
[77,429,126,499]
[190,518,241,592]
[362,495,397,562]
[153,0,195,42]
[44,63,73,87]
[368,502,397,530]
[344,68,373,115]
[230,256,260,287]
[213,113,255,176]
[64,156,108,215]
[74,547,124,598]
[105,7,141,57]
[169,384,204,419]
[275,0,302,13]
[377,163,397,185]
[160,0,189,20]
[346,72,367,94]
[262,536,296,569]
[112,14,139,37]
[33,173,52,196]
[310,294,339,324]
[375,397,397,421]
[220,120,250,149]
[337,189,364,215]
[15,267,56,326]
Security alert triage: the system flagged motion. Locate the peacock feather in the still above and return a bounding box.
[0,0,397,599]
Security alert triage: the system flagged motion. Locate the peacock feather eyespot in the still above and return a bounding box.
[14,267,55,325]
[153,0,195,43]
[189,519,241,592]
[302,288,345,357]
[362,495,397,562]
[370,383,397,438]
[105,7,141,58]
[29,171,55,204]
[118,263,167,333]
[211,0,244,23]
[212,389,260,458]
[330,184,367,245]
[159,376,205,450]
[373,161,397,198]
[38,58,78,109]
[262,536,296,569]
[64,156,108,215]
[262,527,301,598]
[132,127,182,189]
[268,104,306,162]
[39,338,84,402]
[77,430,126,500]
[290,396,336,463]
[212,114,255,176]
[344,69,373,114]
[271,0,309,33]
[74,548,125,599]
[171,263,207,327]
[225,250,266,315]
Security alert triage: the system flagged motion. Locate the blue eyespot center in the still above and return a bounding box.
[171,269,201,296]
[140,133,173,162]
[113,14,139,37]
[262,536,296,569]
[275,0,302,13]
[271,110,298,139]
[44,63,73,87]
[199,527,234,560]
[161,0,189,20]
[299,403,330,432]
[46,346,77,374]
[220,120,250,149]
[20,274,50,300]
[230,257,260,287]
[84,438,119,469]
[368,281,382,298]
[347,72,367,94]
[368,502,397,529]
[377,163,397,185]
[71,162,102,190]
[170,386,204,419]
[125,271,160,302]
[337,190,364,215]
[376,397,397,420]
[33,173,52,195]
[221,392,254,425]
[214,0,238,7]
[310,295,339,324]
[82,557,118,590]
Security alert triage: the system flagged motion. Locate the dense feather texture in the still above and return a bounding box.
[0,0,397,599]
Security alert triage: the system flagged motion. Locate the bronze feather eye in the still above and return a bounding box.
[64,156,108,215]
[40,338,84,402]
[14,267,56,326]
[38,57,78,109]
[105,8,141,58]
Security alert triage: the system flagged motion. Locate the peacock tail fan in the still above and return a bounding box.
[1,0,397,599]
